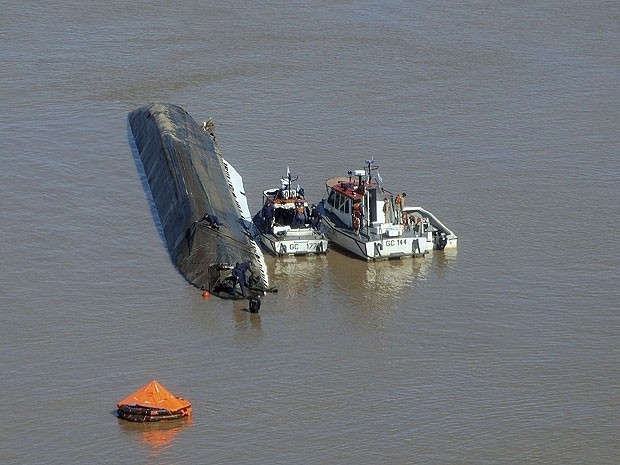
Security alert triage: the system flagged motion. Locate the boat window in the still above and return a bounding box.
[335,193,343,211]
[335,193,349,214]
[327,190,336,207]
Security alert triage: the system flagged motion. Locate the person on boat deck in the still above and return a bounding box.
[309,204,321,229]
[414,215,421,234]
[353,199,363,231]
[402,211,410,230]
[232,261,254,298]
[292,200,307,227]
[200,213,225,230]
[383,197,394,223]
[394,193,406,223]
[261,200,275,233]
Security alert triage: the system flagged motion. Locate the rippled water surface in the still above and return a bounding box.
[1,1,619,464]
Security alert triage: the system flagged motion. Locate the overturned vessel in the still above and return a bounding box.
[128,103,268,297]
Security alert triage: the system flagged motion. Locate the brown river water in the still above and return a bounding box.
[1,1,619,463]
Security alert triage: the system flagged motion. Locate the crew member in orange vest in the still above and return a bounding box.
[352,199,363,233]
[292,201,306,227]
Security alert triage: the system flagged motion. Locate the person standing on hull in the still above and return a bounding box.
[232,261,254,298]
[261,199,275,233]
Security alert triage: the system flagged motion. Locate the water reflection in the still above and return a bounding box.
[434,248,458,278]
[232,299,262,331]
[118,416,192,457]
[268,254,328,299]
[325,248,457,304]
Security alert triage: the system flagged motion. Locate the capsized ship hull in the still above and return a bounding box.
[128,103,268,296]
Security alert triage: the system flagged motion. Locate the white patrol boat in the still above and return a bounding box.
[321,159,457,260]
[252,168,329,257]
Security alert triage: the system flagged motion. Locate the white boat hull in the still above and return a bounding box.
[322,217,430,261]
[259,228,328,256]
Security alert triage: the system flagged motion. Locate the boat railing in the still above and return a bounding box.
[405,206,456,237]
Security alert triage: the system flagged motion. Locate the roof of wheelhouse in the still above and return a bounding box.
[326,176,379,200]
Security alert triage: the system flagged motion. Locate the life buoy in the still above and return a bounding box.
[352,216,360,232]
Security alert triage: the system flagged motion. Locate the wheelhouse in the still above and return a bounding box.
[325,168,392,235]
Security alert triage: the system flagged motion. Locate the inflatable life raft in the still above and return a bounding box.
[117,380,192,423]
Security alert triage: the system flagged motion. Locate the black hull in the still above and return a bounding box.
[128,103,268,295]
[117,404,191,422]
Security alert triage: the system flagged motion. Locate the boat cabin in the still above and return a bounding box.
[262,175,311,232]
[325,170,402,237]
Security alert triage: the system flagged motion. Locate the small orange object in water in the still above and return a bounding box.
[202,290,210,298]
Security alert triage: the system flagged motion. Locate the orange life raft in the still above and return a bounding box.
[117,380,192,422]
